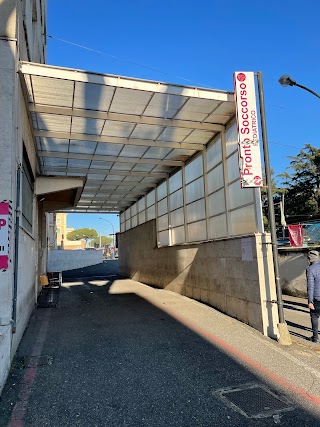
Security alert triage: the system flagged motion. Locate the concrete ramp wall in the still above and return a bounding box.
[278,247,320,297]
[118,220,279,339]
[47,249,103,272]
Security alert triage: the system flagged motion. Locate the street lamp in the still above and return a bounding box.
[257,72,292,345]
[278,74,320,99]
[99,217,115,248]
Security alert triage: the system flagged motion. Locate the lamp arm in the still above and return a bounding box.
[295,83,320,99]
[99,217,115,246]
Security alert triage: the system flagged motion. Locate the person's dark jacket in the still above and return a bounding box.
[307,260,320,304]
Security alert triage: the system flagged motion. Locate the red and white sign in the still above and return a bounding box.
[234,71,263,188]
[0,202,9,269]
[288,224,303,247]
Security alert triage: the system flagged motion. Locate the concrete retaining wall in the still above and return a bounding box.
[119,220,279,338]
[278,247,320,297]
[47,250,103,272]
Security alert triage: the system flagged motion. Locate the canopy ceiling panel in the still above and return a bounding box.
[19,62,235,213]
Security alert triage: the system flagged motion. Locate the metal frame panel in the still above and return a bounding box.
[19,61,238,213]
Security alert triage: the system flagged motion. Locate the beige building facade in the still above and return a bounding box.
[0,0,84,393]
[55,213,85,250]
[0,0,47,394]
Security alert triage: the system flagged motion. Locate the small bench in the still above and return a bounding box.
[40,272,62,289]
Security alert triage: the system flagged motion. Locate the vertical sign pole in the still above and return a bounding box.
[256,72,291,345]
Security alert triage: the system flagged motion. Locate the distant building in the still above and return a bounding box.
[47,213,57,250]
[56,213,85,250]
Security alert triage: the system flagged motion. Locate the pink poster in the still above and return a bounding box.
[0,202,9,269]
[288,224,303,247]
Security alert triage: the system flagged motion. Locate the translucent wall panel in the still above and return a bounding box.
[206,138,222,171]
[226,123,238,156]
[185,177,204,204]
[158,214,168,231]
[131,203,137,216]
[227,152,240,183]
[147,205,156,220]
[158,230,169,246]
[169,189,183,211]
[187,220,207,242]
[207,164,224,194]
[185,156,203,184]
[138,211,146,224]
[157,181,167,200]
[121,222,125,232]
[170,207,184,228]
[119,122,260,247]
[169,170,182,193]
[147,190,155,207]
[132,215,137,228]
[208,214,227,239]
[158,197,168,216]
[208,190,226,217]
[138,197,145,212]
[230,205,257,235]
[125,209,131,221]
[171,226,185,245]
[228,180,254,210]
[187,199,206,223]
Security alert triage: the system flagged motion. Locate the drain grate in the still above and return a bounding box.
[213,383,294,418]
[23,355,53,368]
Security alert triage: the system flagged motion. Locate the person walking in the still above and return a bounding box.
[307,250,320,343]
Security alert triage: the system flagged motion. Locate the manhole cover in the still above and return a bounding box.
[23,355,53,368]
[213,383,294,418]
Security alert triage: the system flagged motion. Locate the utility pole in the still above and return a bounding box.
[256,72,292,345]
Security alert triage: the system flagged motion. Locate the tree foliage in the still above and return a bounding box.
[90,235,113,246]
[278,144,320,221]
[66,228,98,241]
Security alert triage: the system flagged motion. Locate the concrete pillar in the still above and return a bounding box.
[37,203,47,291]
[0,0,18,393]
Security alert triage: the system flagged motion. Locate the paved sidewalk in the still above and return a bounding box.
[1,267,320,426]
[283,295,316,343]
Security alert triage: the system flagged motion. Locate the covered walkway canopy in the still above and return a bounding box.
[19,62,236,213]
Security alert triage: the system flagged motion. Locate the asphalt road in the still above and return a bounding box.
[1,262,320,426]
[62,259,120,280]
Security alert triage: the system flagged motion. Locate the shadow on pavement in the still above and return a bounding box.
[283,304,309,315]
[283,299,309,310]
[286,320,312,333]
[1,273,320,426]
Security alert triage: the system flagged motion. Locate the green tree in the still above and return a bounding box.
[66,228,98,242]
[278,144,320,220]
[91,235,113,247]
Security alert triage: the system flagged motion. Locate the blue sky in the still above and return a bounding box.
[47,0,320,232]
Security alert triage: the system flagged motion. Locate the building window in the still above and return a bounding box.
[21,148,34,233]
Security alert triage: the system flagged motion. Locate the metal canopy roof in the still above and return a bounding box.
[19,62,236,213]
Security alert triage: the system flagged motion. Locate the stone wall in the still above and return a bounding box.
[48,249,103,272]
[119,220,279,338]
[278,247,320,297]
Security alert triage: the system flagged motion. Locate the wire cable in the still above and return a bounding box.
[46,34,212,88]
[269,141,306,150]
[44,35,313,154]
